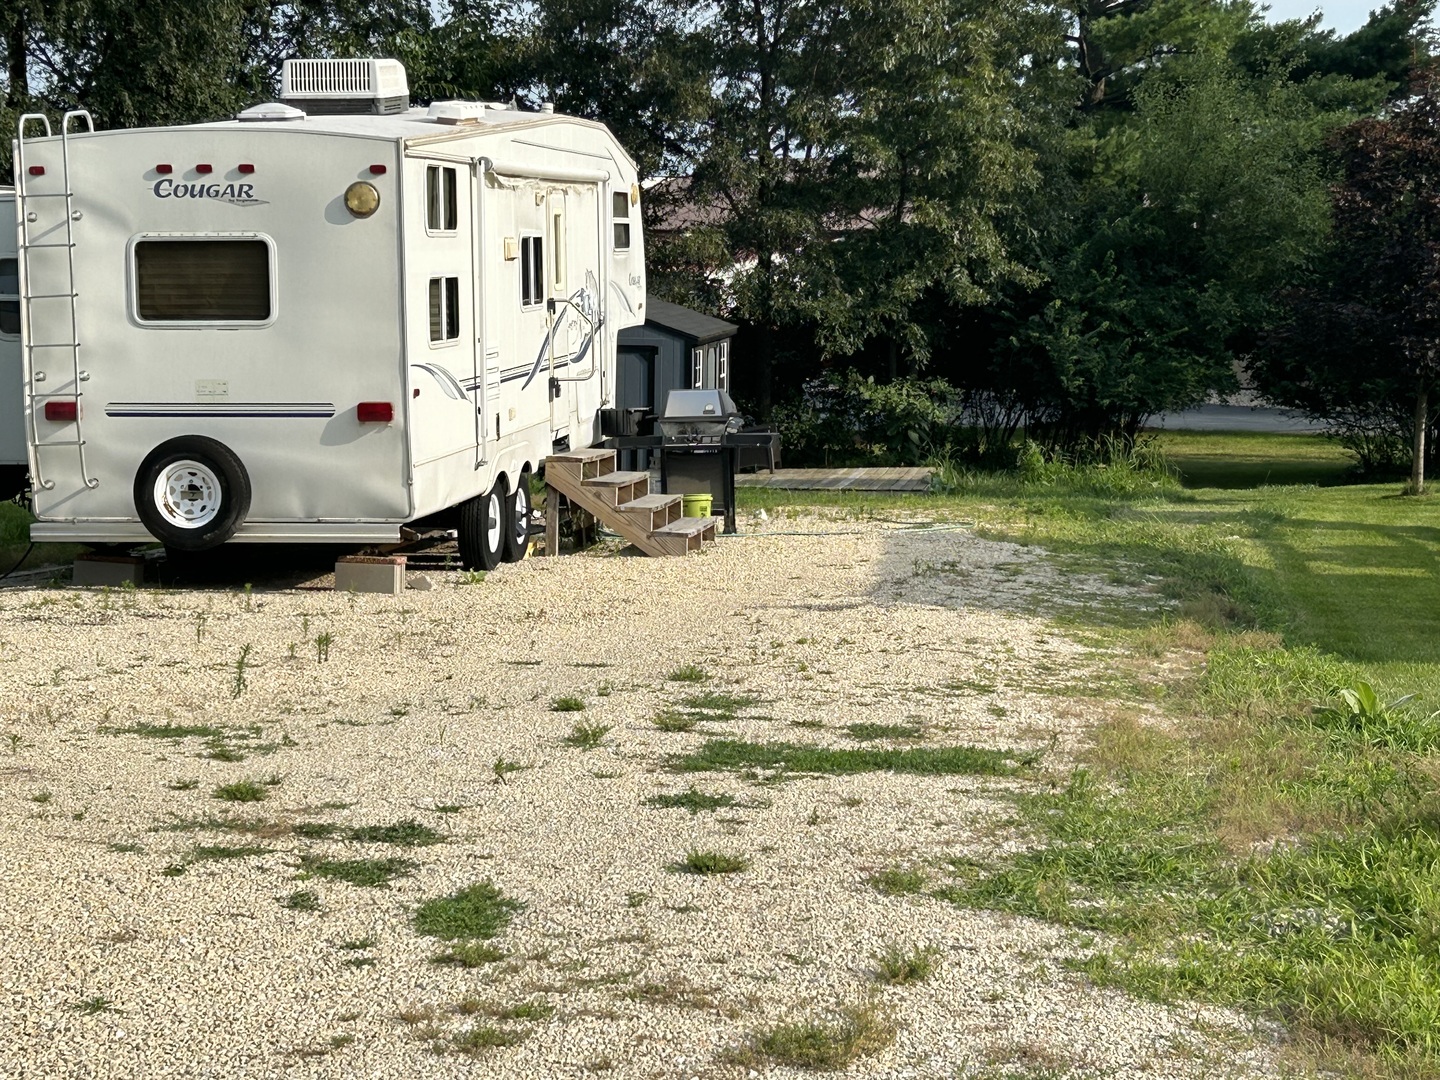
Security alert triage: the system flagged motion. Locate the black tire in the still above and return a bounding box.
[458,481,505,571]
[134,436,251,552]
[502,473,532,563]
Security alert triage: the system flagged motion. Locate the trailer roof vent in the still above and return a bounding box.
[427,101,487,125]
[237,102,307,122]
[280,58,410,116]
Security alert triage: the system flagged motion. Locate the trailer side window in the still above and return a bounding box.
[426,166,457,233]
[429,277,459,343]
[0,258,18,335]
[520,235,543,308]
[612,191,630,251]
[134,239,271,322]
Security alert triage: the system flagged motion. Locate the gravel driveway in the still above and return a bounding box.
[0,514,1278,1078]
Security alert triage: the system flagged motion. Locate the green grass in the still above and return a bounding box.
[550,695,586,712]
[671,849,750,875]
[451,1024,527,1052]
[643,787,742,814]
[212,780,268,803]
[430,941,508,968]
[108,722,226,739]
[680,690,763,713]
[563,722,612,749]
[666,664,710,683]
[759,435,1440,1073]
[414,880,524,941]
[346,820,445,847]
[283,889,321,912]
[298,856,416,888]
[872,942,940,985]
[668,739,1036,778]
[728,1002,896,1070]
[867,866,928,896]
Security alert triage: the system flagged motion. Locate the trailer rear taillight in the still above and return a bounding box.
[239,163,255,174]
[27,166,44,176]
[197,163,213,174]
[369,164,387,175]
[44,401,79,422]
[357,402,394,424]
[156,164,173,174]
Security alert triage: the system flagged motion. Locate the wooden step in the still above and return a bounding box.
[582,470,649,506]
[617,493,682,531]
[546,448,616,482]
[651,515,719,555]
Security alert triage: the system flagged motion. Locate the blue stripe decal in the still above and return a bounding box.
[106,403,336,418]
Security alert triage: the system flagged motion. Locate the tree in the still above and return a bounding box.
[1256,68,1440,493]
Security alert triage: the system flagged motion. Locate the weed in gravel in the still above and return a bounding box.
[74,996,117,1016]
[283,889,321,912]
[315,631,334,662]
[338,938,375,951]
[652,710,701,732]
[680,690,763,714]
[625,891,650,908]
[232,644,252,699]
[30,790,51,804]
[563,722,612,750]
[790,718,825,729]
[491,757,526,783]
[431,941,508,968]
[669,739,1036,778]
[108,842,144,854]
[672,849,750,875]
[203,743,247,763]
[872,942,941,985]
[329,1033,355,1050]
[727,1002,895,1069]
[343,956,376,969]
[622,977,723,1011]
[644,788,741,815]
[432,804,465,814]
[109,722,225,739]
[347,820,445,847]
[451,1024,527,1053]
[667,664,710,683]
[166,779,200,791]
[191,844,268,862]
[415,880,524,940]
[868,867,928,896]
[841,796,864,807]
[299,856,417,888]
[844,722,927,742]
[213,780,268,803]
[550,695,586,713]
[293,822,342,840]
[489,1001,554,1021]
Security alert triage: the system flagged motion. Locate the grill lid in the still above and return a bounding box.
[661,389,738,419]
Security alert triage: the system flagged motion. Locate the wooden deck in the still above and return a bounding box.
[734,467,933,492]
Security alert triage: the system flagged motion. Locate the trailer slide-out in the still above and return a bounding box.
[9,58,646,569]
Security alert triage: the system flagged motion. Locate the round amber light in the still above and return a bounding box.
[344,181,380,218]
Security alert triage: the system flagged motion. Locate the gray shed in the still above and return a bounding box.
[615,298,737,416]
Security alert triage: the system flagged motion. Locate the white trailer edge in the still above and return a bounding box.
[8,58,646,569]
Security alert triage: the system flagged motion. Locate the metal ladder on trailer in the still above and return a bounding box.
[15,110,98,491]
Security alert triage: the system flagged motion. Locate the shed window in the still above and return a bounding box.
[134,239,271,322]
[0,258,17,335]
[612,190,631,251]
[426,165,457,232]
[429,277,459,343]
[716,339,729,390]
[520,235,544,307]
[691,346,702,388]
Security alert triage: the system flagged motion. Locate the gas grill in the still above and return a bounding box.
[657,389,745,447]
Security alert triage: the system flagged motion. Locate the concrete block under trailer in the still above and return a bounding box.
[12,90,646,570]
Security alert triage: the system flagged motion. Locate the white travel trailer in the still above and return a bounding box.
[11,58,645,568]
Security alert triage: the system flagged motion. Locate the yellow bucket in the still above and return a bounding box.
[681,493,713,518]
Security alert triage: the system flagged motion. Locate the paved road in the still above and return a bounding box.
[1146,405,1326,433]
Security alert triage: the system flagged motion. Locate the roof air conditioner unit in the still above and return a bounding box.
[281,58,410,116]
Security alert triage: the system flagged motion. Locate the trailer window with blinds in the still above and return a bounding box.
[612,191,631,251]
[426,165,457,233]
[0,258,18,335]
[429,277,459,343]
[520,234,543,308]
[134,239,272,322]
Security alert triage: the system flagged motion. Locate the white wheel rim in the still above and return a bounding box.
[153,460,222,529]
[486,491,503,551]
[512,484,530,547]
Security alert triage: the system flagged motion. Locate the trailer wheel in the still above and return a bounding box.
[458,482,505,571]
[502,474,532,563]
[134,436,251,552]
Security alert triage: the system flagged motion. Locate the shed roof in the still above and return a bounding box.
[644,298,737,346]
